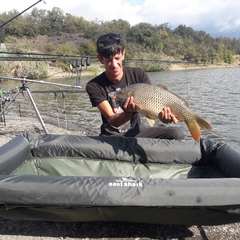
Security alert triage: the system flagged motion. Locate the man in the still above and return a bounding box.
[86,32,184,139]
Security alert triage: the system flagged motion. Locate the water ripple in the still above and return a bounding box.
[1,67,239,150]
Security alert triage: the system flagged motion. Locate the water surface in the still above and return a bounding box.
[1,67,239,150]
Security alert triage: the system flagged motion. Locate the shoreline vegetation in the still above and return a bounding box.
[1,53,239,81]
[46,59,240,79]
[1,54,239,81]
[1,9,240,83]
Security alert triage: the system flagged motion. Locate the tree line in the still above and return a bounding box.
[1,7,240,65]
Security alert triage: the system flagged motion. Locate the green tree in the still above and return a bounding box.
[173,24,196,40]
[128,22,162,52]
[46,7,65,35]
[1,6,240,68]
[184,44,197,62]
[1,10,25,37]
[78,42,96,56]
[22,15,38,37]
[224,50,233,64]
[62,14,88,34]
[30,8,48,35]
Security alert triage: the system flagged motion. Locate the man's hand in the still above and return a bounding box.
[120,96,135,113]
[159,107,178,124]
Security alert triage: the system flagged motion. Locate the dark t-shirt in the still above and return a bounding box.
[86,67,150,106]
[86,67,151,135]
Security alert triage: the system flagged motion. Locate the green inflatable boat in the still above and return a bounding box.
[0,133,240,225]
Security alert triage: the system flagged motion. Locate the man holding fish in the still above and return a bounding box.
[86,33,211,141]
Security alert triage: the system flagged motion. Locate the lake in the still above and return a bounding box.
[0,67,239,150]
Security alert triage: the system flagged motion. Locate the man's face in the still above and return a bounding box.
[97,50,125,81]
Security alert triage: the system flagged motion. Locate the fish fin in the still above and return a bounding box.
[146,118,155,127]
[175,115,184,121]
[186,120,201,142]
[135,104,143,111]
[157,84,168,89]
[195,114,212,130]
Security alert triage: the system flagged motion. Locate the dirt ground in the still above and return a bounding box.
[1,114,240,240]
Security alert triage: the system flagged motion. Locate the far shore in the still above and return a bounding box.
[46,61,240,79]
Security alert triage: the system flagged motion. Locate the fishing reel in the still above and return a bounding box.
[71,56,91,86]
[71,56,91,71]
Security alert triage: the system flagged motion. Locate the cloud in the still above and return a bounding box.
[137,0,240,37]
[65,0,143,24]
[1,0,240,37]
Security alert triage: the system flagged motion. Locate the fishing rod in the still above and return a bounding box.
[0,56,95,64]
[0,54,96,65]
[0,0,45,29]
[0,51,84,58]
[0,76,81,89]
[0,56,79,62]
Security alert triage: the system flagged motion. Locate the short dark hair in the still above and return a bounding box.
[96,33,125,59]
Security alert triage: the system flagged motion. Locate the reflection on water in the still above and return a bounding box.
[1,67,240,150]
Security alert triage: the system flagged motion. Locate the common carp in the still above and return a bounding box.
[115,83,212,142]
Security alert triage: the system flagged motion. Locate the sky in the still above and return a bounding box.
[1,0,240,38]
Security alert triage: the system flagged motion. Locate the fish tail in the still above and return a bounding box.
[185,115,212,142]
[194,114,212,130]
[186,120,201,142]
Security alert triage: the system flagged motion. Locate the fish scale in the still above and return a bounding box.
[115,83,212,142]
[132,84,190,120]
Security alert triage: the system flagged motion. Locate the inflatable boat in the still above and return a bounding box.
[0,133,240,225]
